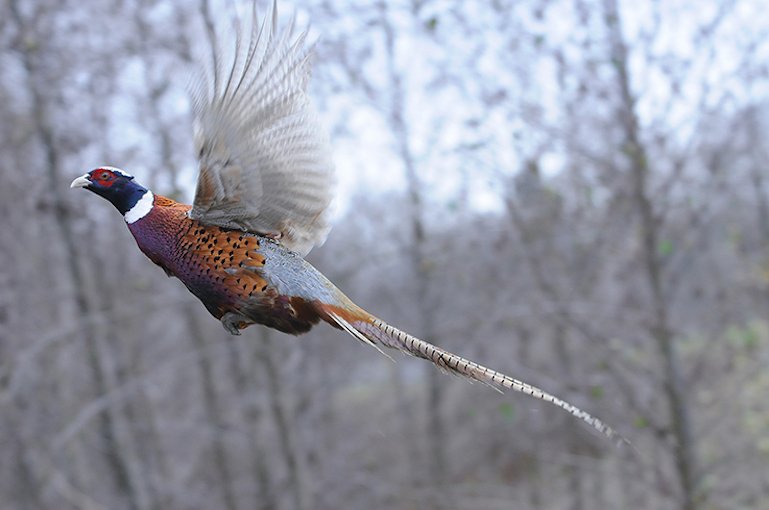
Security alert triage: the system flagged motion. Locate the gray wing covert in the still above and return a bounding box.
[189,1,334,255]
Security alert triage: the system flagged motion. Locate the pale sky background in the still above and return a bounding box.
[103,0,769,222]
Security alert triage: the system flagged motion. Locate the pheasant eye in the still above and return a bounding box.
[99,171,111,181]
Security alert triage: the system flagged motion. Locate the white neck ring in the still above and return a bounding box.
[125,191,154,224]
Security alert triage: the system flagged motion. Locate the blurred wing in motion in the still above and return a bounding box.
[189,0,335,255]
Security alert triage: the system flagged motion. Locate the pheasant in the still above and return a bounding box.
[72,1,622,443]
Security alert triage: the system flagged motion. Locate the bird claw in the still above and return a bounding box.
[221,312,251,335]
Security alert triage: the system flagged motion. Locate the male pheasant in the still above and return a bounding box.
[72,1,621,443]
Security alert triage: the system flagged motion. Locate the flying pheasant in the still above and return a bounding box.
[72,1,621,443]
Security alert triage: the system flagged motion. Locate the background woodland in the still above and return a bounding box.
[1,0,769,508]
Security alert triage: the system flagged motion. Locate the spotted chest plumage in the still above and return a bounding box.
[127,195,319,335]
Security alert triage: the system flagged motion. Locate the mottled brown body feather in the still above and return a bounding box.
[129,196,320,335]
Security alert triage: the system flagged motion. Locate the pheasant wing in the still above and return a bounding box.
[189,1,334,255]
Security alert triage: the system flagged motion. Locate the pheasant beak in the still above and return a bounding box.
[70,174,92,189]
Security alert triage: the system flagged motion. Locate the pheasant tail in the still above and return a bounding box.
[316,302,624,444]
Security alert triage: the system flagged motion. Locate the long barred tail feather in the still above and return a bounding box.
[323,306,629,447]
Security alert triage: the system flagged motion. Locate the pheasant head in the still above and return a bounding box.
[71,167,154,223]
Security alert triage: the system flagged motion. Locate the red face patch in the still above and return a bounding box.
[91,169,117,187]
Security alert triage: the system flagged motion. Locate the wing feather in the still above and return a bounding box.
[190,0,334,255]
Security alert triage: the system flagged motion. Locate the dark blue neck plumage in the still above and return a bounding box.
[93,179,150,216]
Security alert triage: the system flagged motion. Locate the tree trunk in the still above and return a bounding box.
[10,2,142,508]
[226,336,275,509]
[259,330,312,510]
[187,308,238,510]
[378,1,449,501]
[601,1,698,507]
